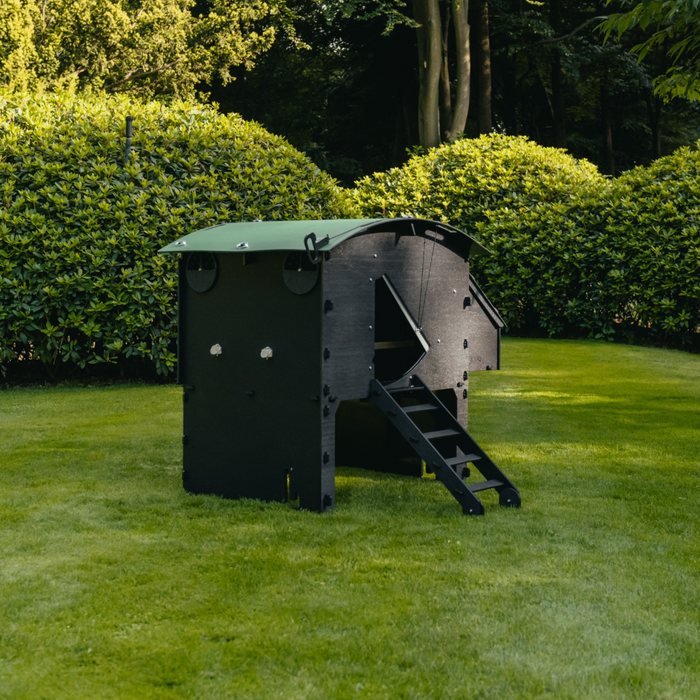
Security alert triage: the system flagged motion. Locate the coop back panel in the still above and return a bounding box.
[179,251,323,506]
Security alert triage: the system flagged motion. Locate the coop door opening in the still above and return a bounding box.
[373,274,430,383]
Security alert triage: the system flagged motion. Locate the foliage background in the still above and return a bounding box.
[0,0,281,97]
[354,133,700,349]
[0,90,353,381]
[1,339,699,698]
[210,0,700,184]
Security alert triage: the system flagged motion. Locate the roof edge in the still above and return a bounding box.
[158,217,493,258]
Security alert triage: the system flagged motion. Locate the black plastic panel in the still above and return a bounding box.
[179,251,327,509]
[465,274,504,372]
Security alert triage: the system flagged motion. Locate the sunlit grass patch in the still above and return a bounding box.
[1,340,699,699]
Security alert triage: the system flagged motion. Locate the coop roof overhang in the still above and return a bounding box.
[159,218,492,260]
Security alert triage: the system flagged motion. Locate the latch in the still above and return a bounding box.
[304,232,330,265]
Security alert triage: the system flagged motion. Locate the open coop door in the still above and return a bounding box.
[373,274,430,384]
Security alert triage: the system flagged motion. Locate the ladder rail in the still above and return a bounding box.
[368,375,520,515]
[369,379,485,515]
[406,375,518,493]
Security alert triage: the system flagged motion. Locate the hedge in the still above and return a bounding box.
[354,135,700,349]
[604,150,700,346]
[0,91,355,380]
[352,133,607,231]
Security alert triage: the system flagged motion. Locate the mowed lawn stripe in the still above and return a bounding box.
[0,339,698,699]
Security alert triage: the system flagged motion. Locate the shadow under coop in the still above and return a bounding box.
[160,218,520,515]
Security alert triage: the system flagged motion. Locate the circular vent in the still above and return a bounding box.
[186,252,218,293]
[283,251,319,295]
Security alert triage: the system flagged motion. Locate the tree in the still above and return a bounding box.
[0,0,281,97]
[413,0,471,147]
[212,0,700,181]
[481,0,682,171]
[601,0,700,100]
[474,0,492,133]
[0,0,39,91]
[317,0,471,149]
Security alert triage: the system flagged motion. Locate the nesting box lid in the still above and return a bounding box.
[158,218,492,258]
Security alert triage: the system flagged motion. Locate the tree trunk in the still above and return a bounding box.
[475,0,491,134]
[439,3,453,142]
[551,52,567,148]
[448,0,471,139]
[646,87,662,159]
[601,78,615,176]
[414,0,442,149]
[549,0,566,148]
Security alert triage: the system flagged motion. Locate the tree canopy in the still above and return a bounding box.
[2,1,700,183]
[0,0,281,96]
[601,0,700,100]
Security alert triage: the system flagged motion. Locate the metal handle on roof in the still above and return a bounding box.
[303,232,330,265]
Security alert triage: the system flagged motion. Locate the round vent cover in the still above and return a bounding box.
[283,251,319,295]
[186,252,218,293]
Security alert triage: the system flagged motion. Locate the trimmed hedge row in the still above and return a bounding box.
[2,108,698,382]
[0,91,354,379]
[605,153,700,344]
[354,135,700,349]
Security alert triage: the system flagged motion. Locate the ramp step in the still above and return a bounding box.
[446,453,481,467]
[368,374,520,515]
[388,383,425,393]
[423,428,460,440]
[467,479,503,493]
[403,403,439,414]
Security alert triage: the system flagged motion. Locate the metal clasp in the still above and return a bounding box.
[303,232,330,265]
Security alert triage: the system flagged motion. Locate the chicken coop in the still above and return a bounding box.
[159,217,520,515]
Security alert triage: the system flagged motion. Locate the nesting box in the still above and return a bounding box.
[159,218,520,515]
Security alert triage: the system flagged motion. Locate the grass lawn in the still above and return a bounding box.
[1,338,699,699]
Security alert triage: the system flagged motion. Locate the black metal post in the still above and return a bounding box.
[124,116,133,164]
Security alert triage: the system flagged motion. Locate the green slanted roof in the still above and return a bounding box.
[158,219,383,254]
[158,218,492,258]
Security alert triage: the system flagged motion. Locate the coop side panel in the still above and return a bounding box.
[179,251,323,508]
[323,230,472,396]
[319,241,376,483]
[320,245,376,400]
[325,229,471,471]
[465,274,505,372]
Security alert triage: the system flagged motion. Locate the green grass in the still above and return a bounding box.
[1,339,699,699]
